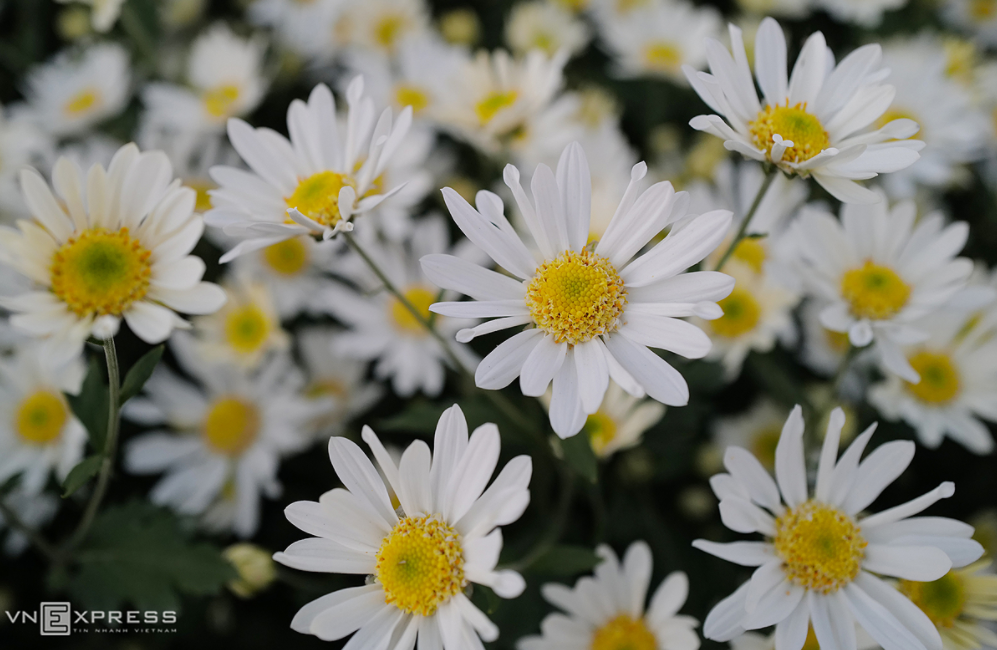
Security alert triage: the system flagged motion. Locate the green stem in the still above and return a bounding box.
[0,496,57,560]
[118,2,157,67]
[60,338,121,557]
[714,166,778,272]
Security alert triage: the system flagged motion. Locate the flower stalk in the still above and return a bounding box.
[714,166,778,272]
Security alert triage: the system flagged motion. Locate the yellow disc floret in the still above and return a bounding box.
[203,84,240,118]
[906,351,961,405]
[203,397,260,457]
[732,238,767,273]
[900,571,967,628]
[585,411,617,456]
[526,250,627,345]
[224,304,272,354]
[643,42,682,73]
[774,500,867,594]
[750,426,782,472]
[50,227,152,317]
[711,288,761,338]
[285,171,357,229]
[749,102,830,164]
[591,614,657,650]
[64,88,101,116]
[262,237,310,276]
[841,261,911,321]
[476,90,518,124]
[15,390,68,445]
[395,84,430,113]
[376,515,465,616]
[389,286,436,334]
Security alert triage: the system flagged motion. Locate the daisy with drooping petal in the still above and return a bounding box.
[697,404,984,650]
[274,404,532,647]
[683,18,922,203]
[790,195,972,383]
[204,78,412,261]
[0,144,226,364]
[124,338,330,537]
[519,541,700,650]
[20,43,131,137]
[423,141,734,437]
[900,560,997,650]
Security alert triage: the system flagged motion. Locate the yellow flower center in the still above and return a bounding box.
[395,84,430,113]
[875,108,921,140]
[50,227,152,317]
[906,351,961,405]
[373,13,407,49]
[285,171,357,229]
[203,84,241,118]
[840,261,911,321]
[186,178,215,212]
[711,287,761,338]
[224,304,271,354]
[15,390,68,445]
[732,238,767,273]
[585,411,617,456]
[750,426,782,472]
[944,39,977,83]
[262,237,310,276]
[591,614,657,650]
[389,286,436,334]
[643,42,682,72]
[825,328,851,353]
[749,103,830,164]
[475,90,519,125]
[774,500,867,594]
[203,396,260,457]
[526,250,627,345]
[306,379,348,400]
[899,571,967,628]
[64,88,101,116]
[530,32,557,55]
[376,515,465,616]
[970,0,997,19]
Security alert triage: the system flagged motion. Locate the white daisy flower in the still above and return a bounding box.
[142,24,267,134]
[322,216,476,398]
[519,541,700,650]
[204,78,413,261]
[569,379,666,459]
[683,18,923,204]
[942,0,997,48]
[0,486,59,556]
[696,404,985,650]
[813,0,906,27]
[54,0,125,33]
[332,0,431,57]
[423,141,734,437]
[899,560,997,650]
[597,0,722,85]
[21,43,131,138]
[506,1,591,59]
[0,144,226,364]
[274,404,531,646]
[246,0,341,61]
[868,308,997,455]
[790,196,972,382]
[0,343,86,497]
[188,275,289,370]
[124,342,329,537]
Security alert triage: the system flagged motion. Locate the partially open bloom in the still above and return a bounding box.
[205,78,412,260]
[684,18,923,203]
[424,142,733,437]
[275,404,531,647]
[519,541,700,650]
[696,405,984,650]
[0,144,226,363]
[900,560,997,650]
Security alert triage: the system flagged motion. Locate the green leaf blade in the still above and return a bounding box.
[61,455,103,497]
[119,345,164,404]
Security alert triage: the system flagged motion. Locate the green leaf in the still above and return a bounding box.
[560,433,598,483]
[67,356,109,452]
[119,345,164,404]
[528,545,602,576]
[61,455,103,497]
[68,502,237,611]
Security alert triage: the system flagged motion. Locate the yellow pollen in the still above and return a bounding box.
[475,90,519,124]
[262,237,310,276]
[749,102,830,164]
[15,390,68,445]
[732,238,767,273]
[590,614,657,650]
[711,288,761,338]
[373,13,408,49]
[50,227,152,317]
[750,426,782,472]
[840,261,911,321]
[774,500,866,594]
[970,0,997,19]
[390,286,436,334]
[585,411,617,456]
[875,108,921,140]
[376,515,465,616]
[224,304,271,354]
[526,250,627,345]
[285,171,357,228]
[186,178,215,212]
[643,42,683,72]
[899,571,967,628]
[203,397,260,457]
[906,351,961,405]
[203,84,241,118]
[64,88,101,116]
[395,84,430,113]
